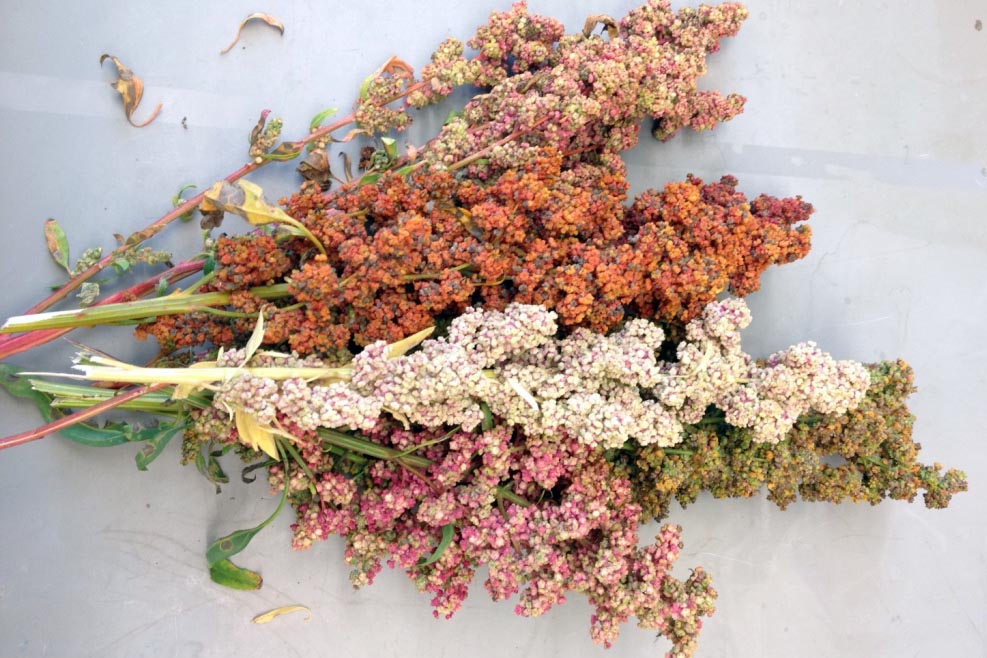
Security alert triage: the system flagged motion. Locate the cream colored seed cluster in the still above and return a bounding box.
[213,300,870,448]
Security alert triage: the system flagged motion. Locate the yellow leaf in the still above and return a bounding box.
[235,410,278,459]
[171,361,217,399]
[243,311,266,364]
[252,604,311,624]
[386,326,434,359]
[237,180,295,225]
[202,180,293,226]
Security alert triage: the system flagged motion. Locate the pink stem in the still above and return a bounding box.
[0,383,169,451]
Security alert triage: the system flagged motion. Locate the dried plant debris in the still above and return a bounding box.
[99,54,162,128]
[220,13,286,54]
[252,605,312,624]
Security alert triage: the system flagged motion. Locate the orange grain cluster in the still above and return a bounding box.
[139,149,812,356]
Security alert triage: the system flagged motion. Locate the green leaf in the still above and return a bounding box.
[416,523,455,567]
[134,423,184,471]
[194,449,230,494]
[206,473,287,568]
[209,559,262,590]
[381,136,398,160]
[309,107,338,131]
[155,277,169,297]
[480,401,494,432]
[202,255,215,276]
[172,184,197,222]
[0,365,153,447]
[113,258,131,273]
[43,219,71,274]
[260,142,303,162]
[358,72,375,101]
[357,172,381,187]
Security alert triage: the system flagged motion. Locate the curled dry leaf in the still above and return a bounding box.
[252,605,312,624]
[296,147,333,190]
[582,14,619,39]
[220,13,285,55]
[99,54,163,128]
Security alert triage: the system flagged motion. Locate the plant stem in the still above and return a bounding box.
[0,383,169,451]
[0,258,206,360]
[317,428,529,507]
[1,284,291,333]
[7,71,433,322]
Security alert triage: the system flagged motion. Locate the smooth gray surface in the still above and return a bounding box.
[0,1,984,657]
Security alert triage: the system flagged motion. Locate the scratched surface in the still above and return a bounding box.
[0,1,984,657]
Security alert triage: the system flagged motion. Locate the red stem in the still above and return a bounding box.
[4,70,433,325]
[9,111,357,320]
[0,259,205,361]
[0,383,169,452]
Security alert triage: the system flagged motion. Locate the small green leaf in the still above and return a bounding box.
[43,219,71,274]
[134,423,184,471]
[309,107,338,131]
[206,474,287,568]
[381,136,398,160]
[196,448,231,494]
[172,184,197,222]
[260,142,303,162]
[357,172,381,187]
[480,402,494,432]
[416,523,455,567]
[113,258,131,273]
[209,559,262,590]
[202,255,215,276]
[358,72,375,101]
[155,277,169,297]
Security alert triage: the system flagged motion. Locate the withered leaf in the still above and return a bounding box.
[249,110,271,150]
[252,605,312,624]
[99,54,162,128]
[583,15,619,39]
[338,151,354,182]
[358,56,415,100]
[203,180,288,226]
[43,218,71,274]
[220,13,285,55]
[297,147,332,189]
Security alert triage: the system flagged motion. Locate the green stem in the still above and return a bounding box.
[1,284,291,333]
[282,440,317,483]
[0,383,169,451]
[30,380,211,411]
[317,427,528,507]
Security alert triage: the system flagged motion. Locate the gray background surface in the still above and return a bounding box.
[0,1,984,657]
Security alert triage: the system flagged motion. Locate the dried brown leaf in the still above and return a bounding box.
[220,13,286,54]
[99,54,163,128]
[297,147,332,189]
[249,110,271,150]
